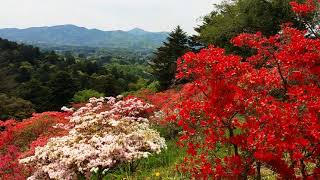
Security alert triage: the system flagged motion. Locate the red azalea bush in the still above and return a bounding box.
[0,145,29,180]
[0,112,70,179]
[172,2,320,179]
[131,84,201,140]
[290,0,318,15]
[136,83,200,116]
[290,0,320,38]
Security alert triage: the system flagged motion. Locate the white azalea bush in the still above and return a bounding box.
[20,97,167,180]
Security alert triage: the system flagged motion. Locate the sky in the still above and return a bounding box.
[0,0,221,34]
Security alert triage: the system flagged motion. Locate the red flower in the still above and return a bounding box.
[172,5,320,177]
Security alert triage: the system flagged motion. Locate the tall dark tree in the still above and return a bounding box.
[18,79,52,112]
[150,26,190,90]
[49,71,78,109]
[0,68,17,93]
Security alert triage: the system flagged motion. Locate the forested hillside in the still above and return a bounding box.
[0,38,155,120]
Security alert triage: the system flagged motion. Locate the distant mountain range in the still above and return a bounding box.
[0,25,168,50]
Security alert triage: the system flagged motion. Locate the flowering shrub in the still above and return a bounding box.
[290,0,319,16]
[135,83,200,118]
[134,84,202,139]
[20,97,167,179]
[0,145,30,180]
[172,3,320,179]
[290,0,320,38]
[0,112,70,179]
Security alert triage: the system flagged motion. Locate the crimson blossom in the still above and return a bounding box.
[0,112,70,179]
[173,2,320,179]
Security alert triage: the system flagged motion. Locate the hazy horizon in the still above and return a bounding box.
[0,24,169,33]
[0,0,221,35]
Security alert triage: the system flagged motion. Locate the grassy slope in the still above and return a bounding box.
[90,139,186,180]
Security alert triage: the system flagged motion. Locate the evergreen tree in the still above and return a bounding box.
[150,26,190,90]
[49,71,78,110]
[0,68,17,93]
[18,79,52,112]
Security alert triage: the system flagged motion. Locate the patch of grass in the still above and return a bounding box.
[91,139,186,180]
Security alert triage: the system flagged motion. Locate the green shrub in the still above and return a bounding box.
[146,81,160,93]
[0,93,35,120]
[72,89,105,103]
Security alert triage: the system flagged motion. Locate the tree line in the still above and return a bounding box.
[0,38,153,120]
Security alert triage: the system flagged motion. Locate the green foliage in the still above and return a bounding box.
[154,123,182,141]
[0,93,35,120]
[72,89,105,103]
[18,79,52,112]
[0,68,17,92]
[16,61,33,82]
[195,0,303,54]
[150,26,190,90]
[88,73,118,96]
[104,63,152,93]
[44,46,155,66]
[49,71,78,109]
[146,81,161,92]
[128,78,149,92]
[0,37,154,114]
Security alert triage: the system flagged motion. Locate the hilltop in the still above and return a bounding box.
[0,25,168,50]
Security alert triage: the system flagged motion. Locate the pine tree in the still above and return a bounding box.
[150,26,189,90]
[49,71,78,110]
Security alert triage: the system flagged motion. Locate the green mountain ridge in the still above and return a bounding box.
[0,25,169,50]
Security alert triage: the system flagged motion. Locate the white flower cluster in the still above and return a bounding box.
[149,110,166,124]
[154,110,165,119]
[52,123,73,130]
[109,97,154,116]
[61,106,74,112]
[20,97,166,180]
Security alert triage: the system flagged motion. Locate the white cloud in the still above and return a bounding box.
[0,0,220,34]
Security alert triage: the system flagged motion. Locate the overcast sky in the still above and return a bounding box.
[0,0,221,34]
